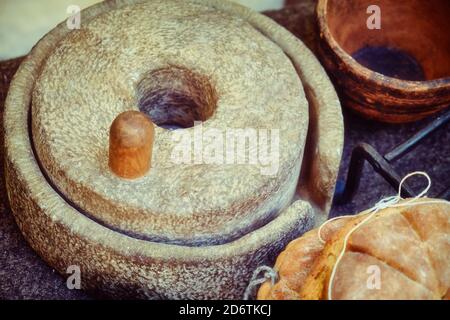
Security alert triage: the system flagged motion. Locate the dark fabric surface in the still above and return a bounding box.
[0,2,449,300]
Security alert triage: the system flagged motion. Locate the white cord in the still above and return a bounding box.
[243,265,278,300]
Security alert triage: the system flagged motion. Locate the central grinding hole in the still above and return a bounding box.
[137,66,218,129]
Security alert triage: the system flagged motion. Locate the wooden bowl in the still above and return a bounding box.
[317,0,450,123]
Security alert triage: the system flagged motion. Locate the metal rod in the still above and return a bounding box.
[385,108,450,162]
[334,143,415,204]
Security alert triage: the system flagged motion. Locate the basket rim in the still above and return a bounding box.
[317,0,450,93]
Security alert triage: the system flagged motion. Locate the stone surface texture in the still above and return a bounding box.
[1,0,342,299]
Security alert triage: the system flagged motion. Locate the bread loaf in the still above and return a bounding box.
[258,199,450,300]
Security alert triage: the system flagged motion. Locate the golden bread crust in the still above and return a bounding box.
[258,199,450,300]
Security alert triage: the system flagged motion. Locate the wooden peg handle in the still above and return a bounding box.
[109,111,155,179]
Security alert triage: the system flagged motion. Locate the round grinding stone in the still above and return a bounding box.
[31,0,309,246]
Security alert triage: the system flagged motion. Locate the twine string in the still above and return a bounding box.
[243,265,277,300]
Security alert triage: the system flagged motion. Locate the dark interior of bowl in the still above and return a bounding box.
[326,0,450,81]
